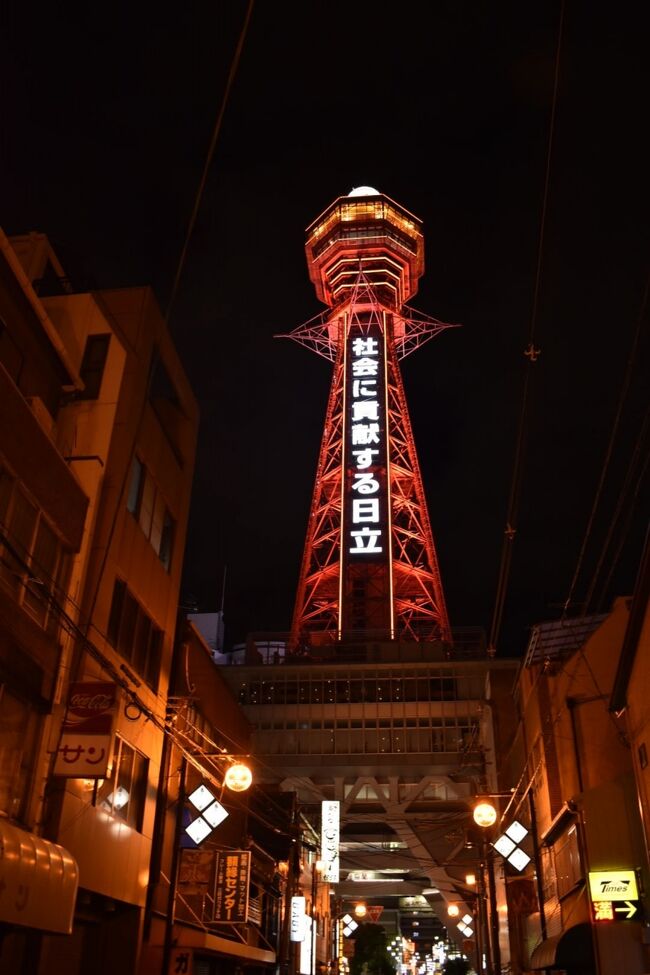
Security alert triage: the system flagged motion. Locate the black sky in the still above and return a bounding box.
[2,2,648,653]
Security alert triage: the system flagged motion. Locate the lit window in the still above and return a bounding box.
[94,736,148,831]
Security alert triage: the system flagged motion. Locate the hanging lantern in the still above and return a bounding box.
[224,762,252,792]
[473,801,497,828]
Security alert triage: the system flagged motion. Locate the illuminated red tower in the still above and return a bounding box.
[283,188,455,648]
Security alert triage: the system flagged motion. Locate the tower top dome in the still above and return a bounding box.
[348,186,380,197]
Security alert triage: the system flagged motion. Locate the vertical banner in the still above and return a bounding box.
[213,850,251,923]
[53,681,117,777]
[291,895,307,942]
[321,800,340,883]
[345,327,388,561]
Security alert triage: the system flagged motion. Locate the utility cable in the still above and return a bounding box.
[584,407,649,613]
[165,0,254,328]
[562,270,649,618]
[487,0,565,655]
[596,451,650,612]
[75,1,255,673]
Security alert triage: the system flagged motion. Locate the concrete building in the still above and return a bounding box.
[141,617,295,975]
[0,230,199,975]
[217,638,519,972]
[610,533,650,873]
[501,598,650,975]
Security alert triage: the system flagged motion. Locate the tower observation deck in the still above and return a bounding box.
[282,188,456,650]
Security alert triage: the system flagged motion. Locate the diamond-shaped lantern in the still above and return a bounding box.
[185,784,229,844]
[493,820,531,872]
[342,913,359,937]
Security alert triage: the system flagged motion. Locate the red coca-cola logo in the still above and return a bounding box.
[70,693,113,710]
[66,682,116,721]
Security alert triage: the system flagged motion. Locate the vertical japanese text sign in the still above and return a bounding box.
[321,800,340,883]
[291,895,307,942]
[53,681,117,777]
[214,850,251,923]
[345,326,387,562]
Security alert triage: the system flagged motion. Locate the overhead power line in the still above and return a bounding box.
[562,271,649,618]
[165,0,255,327]
[487,0,565,655]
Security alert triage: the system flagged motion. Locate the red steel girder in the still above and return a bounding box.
[285,271,453,649]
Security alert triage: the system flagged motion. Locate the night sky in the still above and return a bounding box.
[2,3,648,653]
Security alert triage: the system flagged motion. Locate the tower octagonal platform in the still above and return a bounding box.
[305,189,424,310]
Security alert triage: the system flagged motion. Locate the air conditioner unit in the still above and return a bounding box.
[25,395,55,438]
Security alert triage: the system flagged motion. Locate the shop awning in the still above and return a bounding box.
[530,923,595,970]
[176,926,276,965]
[0,819,79,933]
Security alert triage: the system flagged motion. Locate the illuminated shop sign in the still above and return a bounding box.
[290,895,307,942]
[589,870,639,902]
[321,800,340,883]
[53,681,117,778]
[214,850,251,923]
[589,869,640,923]
[346,329,387,557]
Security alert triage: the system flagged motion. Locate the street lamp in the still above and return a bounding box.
[472,799,501,975]
[185,762,253,844]
[473,800,498,829]
[224,761,253,792]
[163,757,253,975]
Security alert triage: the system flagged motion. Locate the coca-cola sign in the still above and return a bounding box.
[54,681,118,778]
[62,682,117,735]
[69,690,114,714]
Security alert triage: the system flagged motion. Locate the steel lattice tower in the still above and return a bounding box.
[281,188,456,649]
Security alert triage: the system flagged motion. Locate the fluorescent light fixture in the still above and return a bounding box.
[462,914,472,925]
[202,800,229,828]
[505,820,528,844]
[185,817,212,844]
[188,784,215,811]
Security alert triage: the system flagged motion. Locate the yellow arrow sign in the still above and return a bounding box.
[614,901,637,920]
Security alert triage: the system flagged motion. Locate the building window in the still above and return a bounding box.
[554,825,583,899]
[0,684,39,821]
[127,457,144,515]
[107,579,163,691]
[94,736,148,831]
[77,334,111,400]
[0,466,70,631]
[125,459,175,571]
